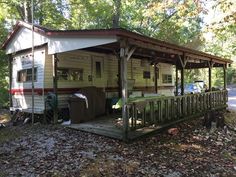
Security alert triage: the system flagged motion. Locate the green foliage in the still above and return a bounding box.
[34,0,71,29]
[227,67,236,84]
[184,69,209,84]
[213,68,224,88]
[203,0,236,85]
[0,19,9,108]
[68,0,115,29]
[65,0,204,47]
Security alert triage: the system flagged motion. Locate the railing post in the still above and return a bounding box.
[130,104,135,130]
[182,96,186,116]
[209,67,212,92]
[178,53,187,96]
[154,63,158,93]
[192,95,195,113]
[150,101,154,124]
[171,98,175,120]
[178,97,181,118]
[133,103,137,130]
[175,66,179,96]
[159,100,163,122]
[223,64,227,90]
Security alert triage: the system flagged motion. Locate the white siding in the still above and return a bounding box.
[105,56,118,87]
[12,49,45,89]
[48,36,117,54]
[130,59,154,87]
[44,49,53,88]
[6,26,118,55]
[6,28,48,54]
[12,95,45,114]
[11,47,46,113]
[43,50,174,108]
[158,63,175,96]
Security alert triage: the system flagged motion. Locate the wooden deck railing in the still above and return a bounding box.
[126,90,228,131]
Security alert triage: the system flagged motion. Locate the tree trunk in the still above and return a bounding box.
[15,0,32,22]
[112,0,121,28]
[25,0,32,22]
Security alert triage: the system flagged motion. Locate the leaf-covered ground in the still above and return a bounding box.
[0,110,236,177]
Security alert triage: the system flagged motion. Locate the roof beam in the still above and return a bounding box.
[178,53,189,68]
[185,53,211,61]
[184,62,223,69]
[128,38,182,55]
[126,46,136,61]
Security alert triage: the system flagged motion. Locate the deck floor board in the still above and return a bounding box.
[67,114,164,140]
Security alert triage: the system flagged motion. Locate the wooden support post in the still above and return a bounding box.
[180,66,185,96]
[117,55,122,98]
[8,55,13,109]
[154,63,158,93]
[120,46,128,141]
[178,54,186,96]
[112,51,123,97]
[52,54,58,124]
[223,64,227,90]
[178,53,186,117]
[175,65,178,96]
[209,66,212,91]
[120,40,136,141]
[208,61,214,91]
[208,61,214,109]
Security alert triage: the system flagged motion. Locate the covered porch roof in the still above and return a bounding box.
[2,21,232,68]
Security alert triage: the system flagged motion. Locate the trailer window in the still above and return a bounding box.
[70,69,83,81]
[57,68,69,80]
[17,68,37,82]
[143,71,151,79]
[95,61,101,78]
[162,74,172,84]
[57,68,83,81]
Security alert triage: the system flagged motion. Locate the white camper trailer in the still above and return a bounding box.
[3,21,175,116]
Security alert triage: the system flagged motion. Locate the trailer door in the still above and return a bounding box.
[92,56,105,88]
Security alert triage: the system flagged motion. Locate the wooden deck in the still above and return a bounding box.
[68,115,124,140]
[68,114,173,140]
[67,90,228,141]
[67,113,203,141]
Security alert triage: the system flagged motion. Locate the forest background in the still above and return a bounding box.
[0,0,235,107]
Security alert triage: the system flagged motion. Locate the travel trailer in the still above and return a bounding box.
[2,21,174,115]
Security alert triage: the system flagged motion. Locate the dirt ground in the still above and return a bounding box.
[0,109,236,177]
